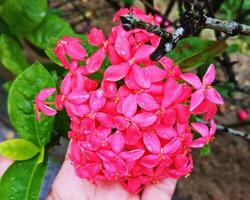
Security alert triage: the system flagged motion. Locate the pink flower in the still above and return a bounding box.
[189,119,216,148]
[141,131,181,168]
[237,109,249,121]
[34,88,57,121]
[54,36,86,68]
[97,131,144,178]
[38,7,223,192]
[87,28,106,47]
[181,64,224,111]
[104,26,156,88]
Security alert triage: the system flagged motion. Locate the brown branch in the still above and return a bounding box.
[120,0,250,60]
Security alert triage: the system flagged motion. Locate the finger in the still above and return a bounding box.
[47,158,95,200]
[0,156,13,177]
[94,181,140,200]
[141,178,177,200]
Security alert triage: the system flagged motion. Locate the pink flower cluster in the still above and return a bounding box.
[34,8,224,193]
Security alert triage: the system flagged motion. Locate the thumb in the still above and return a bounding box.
[0,156,13,177]
[141,178,177,200]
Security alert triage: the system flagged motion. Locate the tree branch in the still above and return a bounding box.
[204,17,250,36]
[120,0,250,60]
[198,119,250,141]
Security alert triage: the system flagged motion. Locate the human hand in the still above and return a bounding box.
[0,145,177,200]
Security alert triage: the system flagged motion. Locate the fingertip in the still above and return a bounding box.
[0,156,13,177]
[141,178,177,200]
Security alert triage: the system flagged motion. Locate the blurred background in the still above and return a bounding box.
[0,0,249,200]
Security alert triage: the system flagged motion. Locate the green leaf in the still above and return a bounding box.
[167,37,227,71]
[0,139,40,160]
[8,62,55,146]
[54,110,70,138]
[199,144,211,157]
[0,19,12,35]
[2,80,12,91]
[0,152,47,200]
[0,34,28,75]
[121,0,135,6]
[1,0,48,35]
[26,12,74,49]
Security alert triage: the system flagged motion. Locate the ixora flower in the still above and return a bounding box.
[34,7,224,193]
[34,88,57,121]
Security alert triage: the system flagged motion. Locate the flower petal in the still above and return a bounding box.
[124,70,141,90]
[67,89,89,104]
[36,88,56,101]
[133,45,154,63]
[65,41,86,60]
[132,112,157,127]
[132,64,151,88]
[156,125,177,139]
[144,65,166,82]
[209,119,216,136]
[104,63,130,81]
[122,94,137,118]
[89,89,106,111]
[85,47,105,73]
[181,73,202,89]
[136,93,160,111]
[140,154,159,168]
[109,131,125,153]
[189,137,207,148]
[143,131,161,153]
[87,27,106,46]
[101,81,117,99]
[37,103,57,116]
[190,89,205,111]
[163,138,181,155]
[162,78,182,108]
[120,149,145,161]
[203,64,215,86]
[191,122,209,137]
[115,35,131,61]
[206,87,224,104]
[61,74,72,95]
[176,104,190,124]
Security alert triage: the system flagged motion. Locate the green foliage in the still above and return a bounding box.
[26,12,74,49]
[1,0,48,35]
[2,80,12,91]
[218,0,250,22]
[199,144,211,157]
[0,139,40,160]
[0,151,47,200]
[8,62,55,146]
[0,34,29,75]
[167,37,227,71]
[54,110,70,138]
[121,0,135,6]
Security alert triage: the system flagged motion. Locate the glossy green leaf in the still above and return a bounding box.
[26,12,74,49]
[8,62,55,146]
[0,139,40,160]
[167,37,227,71]
[0,152,47,200]
[1,0,47,35]
[0,34,28,75]
[199,144,211,157]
